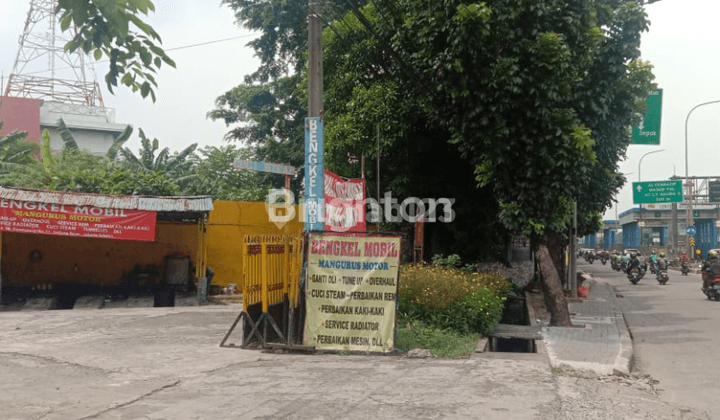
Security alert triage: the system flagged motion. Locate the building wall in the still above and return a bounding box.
[1,221,199,287]
[0,96,42,142]
[42,127,116,156]
[1,201,305,289]
[39,101,128,156]
[206,201,304,288]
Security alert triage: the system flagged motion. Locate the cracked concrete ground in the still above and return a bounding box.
[0,305,709,419]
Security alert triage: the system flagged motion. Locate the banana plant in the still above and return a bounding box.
[0,121,36,173]
[118,128,197,183]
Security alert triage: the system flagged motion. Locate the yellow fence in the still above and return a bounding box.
[242,234,303,312]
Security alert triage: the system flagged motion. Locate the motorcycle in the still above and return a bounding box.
[600,253,608,265]
[628,266,642,284]
[681,260,690,276]
[586,253,595,264]
[656,261,669,285]
[703,273,720,300]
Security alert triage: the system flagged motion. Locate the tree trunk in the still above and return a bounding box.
[535,242,573,327]
[546,232,566,289]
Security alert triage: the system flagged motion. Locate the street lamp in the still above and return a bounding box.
[638,150,664,248]
[685,100,720,254]
[638,149,665,183]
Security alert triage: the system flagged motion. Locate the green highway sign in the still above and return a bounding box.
[631,89,663,145]
[632,180,683,204]
[709,180,720,203]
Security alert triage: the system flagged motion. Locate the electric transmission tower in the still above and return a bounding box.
[4,0,104,106]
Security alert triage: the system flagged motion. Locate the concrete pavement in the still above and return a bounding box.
[0,275,707,419]
[537,276,634,376]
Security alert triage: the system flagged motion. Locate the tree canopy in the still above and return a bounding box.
[56,0,175,101]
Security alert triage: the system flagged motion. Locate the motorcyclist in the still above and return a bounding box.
[679,251,689,265]
[701,250,720,292]
[656,251,668,280]
[626,252,641,276]
[621,251,630,270]
[679,251,690,274]
[649,250,658,273]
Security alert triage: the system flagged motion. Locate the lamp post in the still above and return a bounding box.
[638,149,665,183]
[685,100,720,254]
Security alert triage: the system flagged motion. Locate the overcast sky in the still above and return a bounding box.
[0,0,259,156]
[1,0,719,218]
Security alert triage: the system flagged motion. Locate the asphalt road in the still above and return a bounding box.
[579,258,720,418]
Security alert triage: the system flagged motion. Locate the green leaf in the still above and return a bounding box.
[94,48,103,60]
[140,81,150,98]
[121,72,133,86]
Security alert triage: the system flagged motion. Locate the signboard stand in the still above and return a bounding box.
[302,231,402,354]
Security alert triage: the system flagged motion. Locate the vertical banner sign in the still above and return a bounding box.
[304,234,400,352]
[324,170,366,232]
[305,117,324,231]
[631,89,663,145]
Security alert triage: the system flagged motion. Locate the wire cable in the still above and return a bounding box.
[17,33,261,76]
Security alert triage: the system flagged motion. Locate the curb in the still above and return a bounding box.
[607,283,634,375]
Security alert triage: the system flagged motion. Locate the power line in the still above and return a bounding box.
[18,33,261,77]
[165,34,259,52]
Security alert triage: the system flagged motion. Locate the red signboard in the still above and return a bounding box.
[324,170,366,232]
[0,199,156,241]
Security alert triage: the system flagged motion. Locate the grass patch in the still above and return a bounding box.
[396,319,482,359]
[395,263,514,358]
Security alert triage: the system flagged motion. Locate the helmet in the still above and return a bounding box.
[659,252,665,258]
[709,250,719,260]
[651,250,656,255]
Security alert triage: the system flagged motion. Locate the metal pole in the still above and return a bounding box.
[377,124,380,227]
[685,100,720,255]
[672,202,678,252]
[571,200,578,298]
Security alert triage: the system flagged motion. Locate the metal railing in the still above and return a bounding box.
[222,233,304,348]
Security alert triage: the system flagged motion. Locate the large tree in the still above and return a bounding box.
[220,0,655,325]
[320,0,654,325]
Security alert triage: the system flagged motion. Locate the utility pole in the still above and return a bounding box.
[308,0,323,118]
[305,0,324,232]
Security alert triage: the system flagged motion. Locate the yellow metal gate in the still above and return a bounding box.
[221,233,304,347]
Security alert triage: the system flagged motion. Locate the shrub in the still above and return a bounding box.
[432,253,462,268]
[398,264,512,335]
